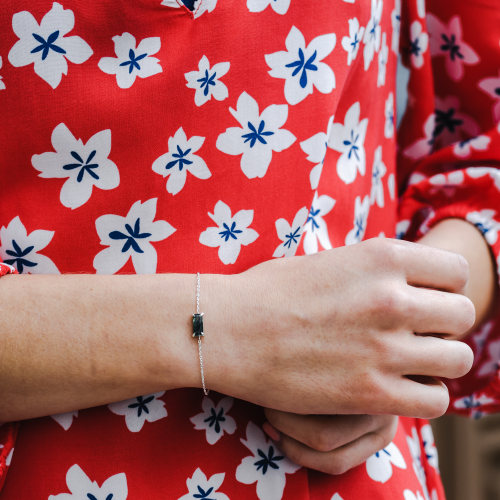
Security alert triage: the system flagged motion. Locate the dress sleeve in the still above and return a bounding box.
[396,0,500,418]
[0,263,19,488]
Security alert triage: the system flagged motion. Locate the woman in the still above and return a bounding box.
[0,0,498,498]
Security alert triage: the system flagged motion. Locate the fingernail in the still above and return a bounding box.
[263,422,281,442]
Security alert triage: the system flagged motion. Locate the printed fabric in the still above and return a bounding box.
[0,0,499,498]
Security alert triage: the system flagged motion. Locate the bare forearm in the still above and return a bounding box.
[417,218,497,336]
[0,273,229,421]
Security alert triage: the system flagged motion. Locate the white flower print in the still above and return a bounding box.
[300,115,334,189]
[152,127,210,195]
[472,321,494,365]
[466,209,500,245]
[428,170,464,198]
[467,166,500,192]
[178,468,229,500]
[385,92,395,138]
[377,32,388,87]
[370,146,387,208]
[0,57,5,90]
[345,195,370,246]
[49,464,128,500]
[478,71,500,122]
[161,0,181,7]
[185,56,230,107]
[408,172,427,186]
[190,396,237,445]
[108,392,167,433]
[396,220,410,239]
[366,441,406,483]
[0,216,60,274]
[8,3,93,89]
[303,192,335,255]
[453,135,491,159]
[404,491,425,500]
[98,33,162,89]
[420,425,438,472]
[388,173,396,200]
[199,200,259,265]
[32,123,120,209]
[193,0,218,19]
[51,411,78,431]
[409,21,428,69]
[273,207,309,258]
[406,428,429,500]
[427,14,479,82]
[403,114,435,160]
[236,421,301,500]
[328,102,369,185]
[363,0,383,71]
[216,92,296,179]
[94,199,176,275]
[5,448,13,467]
[331,495,344,500]
[454,393,496,419]
[391,0,401,53]
[477,339,500,377]
[342,18,365,66]
[417,0,425,18]
[247,0,290,15]
[265,26,336,106]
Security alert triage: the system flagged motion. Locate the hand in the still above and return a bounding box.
[210,238,474,418]
[262,409,398,475]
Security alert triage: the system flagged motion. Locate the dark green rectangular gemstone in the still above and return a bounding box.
[192,313,204,337]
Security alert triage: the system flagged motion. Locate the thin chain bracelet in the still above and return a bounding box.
[192,272,209,395]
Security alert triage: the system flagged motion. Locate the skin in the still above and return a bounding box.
[0,218,487,474]
[263,218,496,475]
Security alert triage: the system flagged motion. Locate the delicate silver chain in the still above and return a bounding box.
[196,272,209,395]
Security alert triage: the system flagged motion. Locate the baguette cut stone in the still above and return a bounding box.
[193,313,204,337]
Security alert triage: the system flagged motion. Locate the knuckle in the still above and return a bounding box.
[325,456,350,476]
[449,341,474,378]
[311,427,336,453]
[372,285,408,319]
[369,238,403,269]
[454,253,470,289]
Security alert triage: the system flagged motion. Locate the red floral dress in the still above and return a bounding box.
[0,0,499,498]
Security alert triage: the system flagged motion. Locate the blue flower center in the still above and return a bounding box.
[119,49,148,74]
[343,130,361,161]
[285,48,318,89]
[219,221,242,242]
[284,226,301,249]
[4,239,37,274]
[440,34,464,61]
[31,31,66,61]
[307,207,320,232]
[87,494,113,500]
[204,407,226,434]
[63,150,99,182]
[166,145,193,171]
[375,448,391,458]
[254,446,284,475]
[355,214,365,239]
[127,395,155,417]
[109,218,152,254]
[242,120,274,148]
[351,33,361,50]
[197,69,217,96]
[409,37,421,56]
[433,108,463,140]
[193,485,215,500]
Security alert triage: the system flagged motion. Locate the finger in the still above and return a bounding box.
[406,286,475,337]
[394,334,474,380]
[263,409,394,452]
[383,376,451,419]
[271,416,398,475]
[382,239,469,293]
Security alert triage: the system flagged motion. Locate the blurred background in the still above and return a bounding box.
[432,414,500,500]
